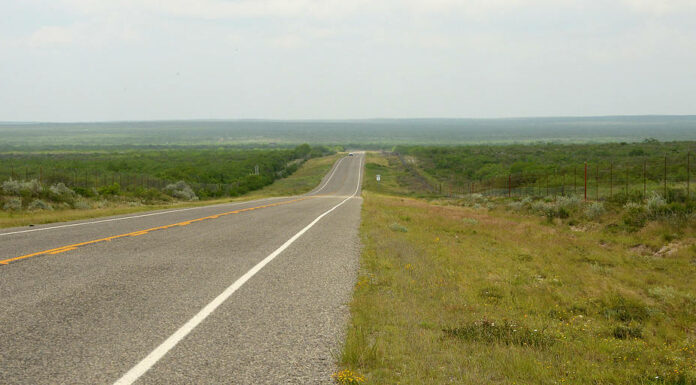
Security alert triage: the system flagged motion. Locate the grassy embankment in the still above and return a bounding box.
[338,152,696,385]
[0,153,342,228]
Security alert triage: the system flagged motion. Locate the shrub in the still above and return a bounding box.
[49,182,76,197]
[3,197,22,211]
[164,181,198,201]
[1,179,22,195]
[1,179,42,197]
[28,199,53,211]
[21,179,42,197]
[531,200,568,220]
[584,202,605,220]
[646,193,667,218]
[458,193,487,207]
[98,183,121,196]
[73,186,97,198]
[623,202,647,229]
[557,195,582,211]
[531,200,551,215]
[73,199,92,210]
[49,183,77,203]
[462,217,478,225]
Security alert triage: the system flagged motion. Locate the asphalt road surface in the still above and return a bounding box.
[0,153,364,384]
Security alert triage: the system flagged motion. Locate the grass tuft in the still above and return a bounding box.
[443,319,554,348]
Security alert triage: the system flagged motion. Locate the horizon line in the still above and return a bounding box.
[2,114,696,125]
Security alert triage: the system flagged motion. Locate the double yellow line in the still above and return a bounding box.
[0,197,310,265]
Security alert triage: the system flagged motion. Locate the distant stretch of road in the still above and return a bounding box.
[0,153,364,384]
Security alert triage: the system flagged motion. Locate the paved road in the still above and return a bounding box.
[0,153,364,384]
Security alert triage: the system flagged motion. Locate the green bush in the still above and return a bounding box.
[28,199,53,211]
[98,183,121,196]
[49,182,77,203]
[73,186,97,198]
[584,202,605,220]
[623,202,647,229]
[2,197,22,211]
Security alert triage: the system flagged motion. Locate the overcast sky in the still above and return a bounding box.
[1,0,695,121]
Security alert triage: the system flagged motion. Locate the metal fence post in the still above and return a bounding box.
[610,162,613,198]
[508,174,511,197]
[625,166,629,196]
[664,154,667,198]
[688,151,691,200]
[584,162,587,201]
[643,161,647,199]
[595,164,599,200]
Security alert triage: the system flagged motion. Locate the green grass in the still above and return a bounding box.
[247,153,343,197]
[339,153,696,384]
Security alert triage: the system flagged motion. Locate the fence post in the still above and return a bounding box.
[39,166,43,184]
[664,154,667,198]
[595,164,599,200]
[574,166,577,195]
[584,162,587,201]
[643,161,647,199]
[688,151,691,200]
[610,162,613,198]
[508,174,511,197]
[625,166,629,196]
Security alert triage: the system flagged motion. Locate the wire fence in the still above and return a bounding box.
[0,166,252,197]
[438,153,694,202]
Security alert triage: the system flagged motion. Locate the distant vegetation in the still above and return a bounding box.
[0,145,335,215]
[395,140,696,203]
[396,140,695,182]
[2,116,696,148]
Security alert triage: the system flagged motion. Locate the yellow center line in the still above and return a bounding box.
[0,197,311,266]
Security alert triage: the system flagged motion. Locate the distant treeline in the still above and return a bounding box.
[2,116,696,148]
[0,144,335,198]
[396,140,696,184]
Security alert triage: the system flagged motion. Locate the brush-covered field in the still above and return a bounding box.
[337,151,696,385]
[0,149,340,228]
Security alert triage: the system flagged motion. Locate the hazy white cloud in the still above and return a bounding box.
[27,26,74,47]
[1,0,695,120]
[621,0,696,14]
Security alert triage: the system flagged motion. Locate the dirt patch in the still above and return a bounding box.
[654,242,680,257]
[629,244,652,256]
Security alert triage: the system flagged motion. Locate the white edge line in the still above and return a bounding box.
[308,156,346,195]
[0,197,289,237]
[112,154,362,385]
